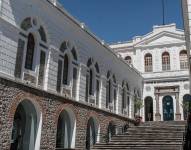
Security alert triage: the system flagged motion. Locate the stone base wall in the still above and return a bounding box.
[0,77,135,150]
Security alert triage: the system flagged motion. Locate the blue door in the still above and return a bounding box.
[163,96,174,121]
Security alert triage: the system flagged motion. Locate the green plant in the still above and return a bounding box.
[134,98,144,115]
[181,101,190,112]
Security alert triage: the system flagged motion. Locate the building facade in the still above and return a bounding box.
[182,0,191,93]
[0,0,143,149]
[111,24,190,122]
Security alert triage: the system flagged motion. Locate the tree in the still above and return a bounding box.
[134,98,144,116]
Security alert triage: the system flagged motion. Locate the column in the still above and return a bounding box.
[175,92,181,120]
[155,94,161,121]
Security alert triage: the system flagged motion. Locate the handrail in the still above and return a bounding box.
[183,113,191,150]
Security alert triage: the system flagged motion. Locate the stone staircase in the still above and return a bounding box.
[92,121,186,150]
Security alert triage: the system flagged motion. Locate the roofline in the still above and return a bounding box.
[110,23,184,46]
[45,0,142,77]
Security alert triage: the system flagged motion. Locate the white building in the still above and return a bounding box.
[182,0,191,93]
[110,24,190,121]
[0,0,143,149]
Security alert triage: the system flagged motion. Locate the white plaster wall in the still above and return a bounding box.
[111,24,190,121]
[0,0,143,116]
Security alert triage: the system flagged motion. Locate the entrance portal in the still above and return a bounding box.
[163,96,174,121]
[144,97,153,121]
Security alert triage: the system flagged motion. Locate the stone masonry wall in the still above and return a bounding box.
[0,77,135,150]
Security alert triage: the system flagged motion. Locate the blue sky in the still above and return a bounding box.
[60,0,183,43]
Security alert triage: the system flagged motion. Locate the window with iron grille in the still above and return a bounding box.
[180,50,188,70]
[162,52,170,71]
[144,53,152,72]
[125,56,132,64]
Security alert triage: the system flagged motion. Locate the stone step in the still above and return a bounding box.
[111,137,182,142]
[92,122,185,150]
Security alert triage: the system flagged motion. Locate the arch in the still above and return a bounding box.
[86,117,99,150]
[125,56,132,64]
[20,17,32,31]
[162,52,170,71]
[163,95,174,121]
[183,94,191,120]
[180,50,188,69]
[144,53,152,72]
[144,96,153,121]
[10,99,42,150]
[56,108,76,149]
[20,17,48,43]
[60,41,69,53]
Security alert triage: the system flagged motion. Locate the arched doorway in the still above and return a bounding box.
[10,100,40,150]
[163,96,174,121]
[86,117,98,150]
[56,109,76,149]
[144,97,153,121]
[183,94,191,120]
[107,122,116,142]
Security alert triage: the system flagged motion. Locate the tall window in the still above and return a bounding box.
[16,17,48,87]
[145,53,152,72]
[106,71,117,111]
[63,55,69,85]
[162,52,170,71]
[25,33,35,70]
[122,81,130,116]
[57,42,78,96]
[180,50,188,69]
[125,56,132,64]
[85,58,100,105]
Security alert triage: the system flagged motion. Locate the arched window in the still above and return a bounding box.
[125,56,132,64]
[63,54,69,85]
[85,58,100,105]
[122,81,130,116]
[56,41,79,98]
[180,50,188,70]
[89,69,93,95]
[144,53,152,72]
[162,52,170,71]
[15,17,48,87]
[106,72,112,109]
[25,33,35,70]
[106,71,117,111]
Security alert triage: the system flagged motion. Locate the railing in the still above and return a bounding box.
[183,113,191,150]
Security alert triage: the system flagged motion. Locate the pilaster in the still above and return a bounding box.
[155,93,161,121]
